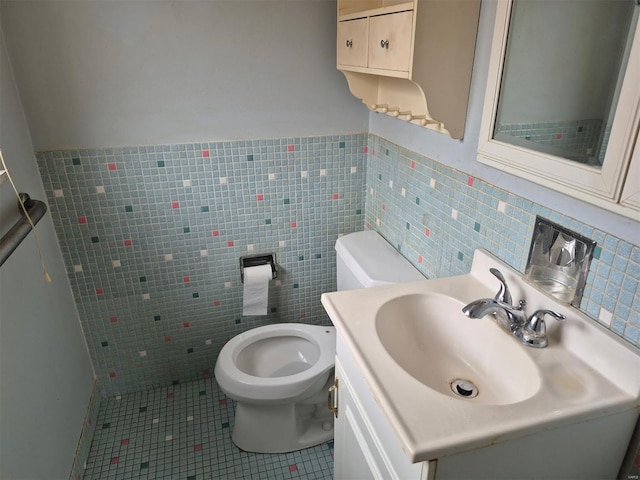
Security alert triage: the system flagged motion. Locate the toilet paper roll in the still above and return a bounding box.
[242,264,272,316]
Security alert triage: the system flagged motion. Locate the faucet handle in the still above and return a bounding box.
[490,268,513,305]
[517,309,566,348]
[526,309,566,336]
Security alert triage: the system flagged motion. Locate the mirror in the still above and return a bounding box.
[493,0,636,167]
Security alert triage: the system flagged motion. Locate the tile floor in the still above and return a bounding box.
[83,378,334,479]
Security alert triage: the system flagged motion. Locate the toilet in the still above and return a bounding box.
[215,323,336,453]
[214,230,424,453]
[336,230,426,290]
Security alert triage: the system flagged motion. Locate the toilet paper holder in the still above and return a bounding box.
[240,253,278,283]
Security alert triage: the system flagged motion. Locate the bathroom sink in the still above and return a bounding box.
[321,248,640,464]
[375,293,540,405]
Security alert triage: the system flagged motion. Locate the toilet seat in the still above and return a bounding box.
[215,323,336,403]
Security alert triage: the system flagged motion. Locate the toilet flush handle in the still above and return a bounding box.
[328,378,339,418]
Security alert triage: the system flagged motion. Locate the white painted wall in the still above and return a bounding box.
[0,3,363,473]
[0,31,95,479]
[0,0,637,474]
[368,0,639,245]
[1,0,367,150]
[1,0,636,270]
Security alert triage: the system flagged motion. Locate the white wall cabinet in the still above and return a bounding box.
[336,0,480,139]
[477,0,640,220]
[338,8,414,76]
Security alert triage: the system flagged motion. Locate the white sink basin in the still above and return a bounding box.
[321,248,640,464]
[375,293,540,405]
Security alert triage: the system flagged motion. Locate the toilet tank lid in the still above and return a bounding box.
[335,231,425,287]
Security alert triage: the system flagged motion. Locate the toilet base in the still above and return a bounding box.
[231,379,335,453]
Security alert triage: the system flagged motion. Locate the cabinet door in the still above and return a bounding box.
[337,18,369,68]
[334,361,390,480]
[333,358,430,480]
[368,11,413,72]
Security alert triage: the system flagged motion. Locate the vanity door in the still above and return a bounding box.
[333,360,383,480]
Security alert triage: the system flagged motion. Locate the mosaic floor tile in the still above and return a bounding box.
[83,379,333,479]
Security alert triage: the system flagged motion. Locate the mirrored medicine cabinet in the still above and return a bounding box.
[478,0,640,218]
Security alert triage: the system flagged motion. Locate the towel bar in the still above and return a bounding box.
[0,192,48,267]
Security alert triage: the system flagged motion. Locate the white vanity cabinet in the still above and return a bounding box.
[330,330,636,480]
[324,247,639,480]
[332,335,433,480]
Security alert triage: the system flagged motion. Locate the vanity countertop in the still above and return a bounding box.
[321,249,640,462]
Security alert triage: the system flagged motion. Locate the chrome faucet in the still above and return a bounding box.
[462,268,566,348]
[490,267,512,305]
[461,297,527,333]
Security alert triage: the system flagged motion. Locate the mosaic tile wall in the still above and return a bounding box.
[36,131,639,401]
[365,135,640,348]
[36,134,367,396]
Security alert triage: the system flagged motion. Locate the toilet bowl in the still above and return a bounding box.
[214,231,423,454]
[214,323,336,453]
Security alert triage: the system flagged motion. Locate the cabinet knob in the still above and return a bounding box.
[380,39,389,49]
[346,39,353,48]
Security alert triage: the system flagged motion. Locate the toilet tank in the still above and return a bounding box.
[335,231,425,291]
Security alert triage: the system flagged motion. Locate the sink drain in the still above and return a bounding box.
[450,379,479,398]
